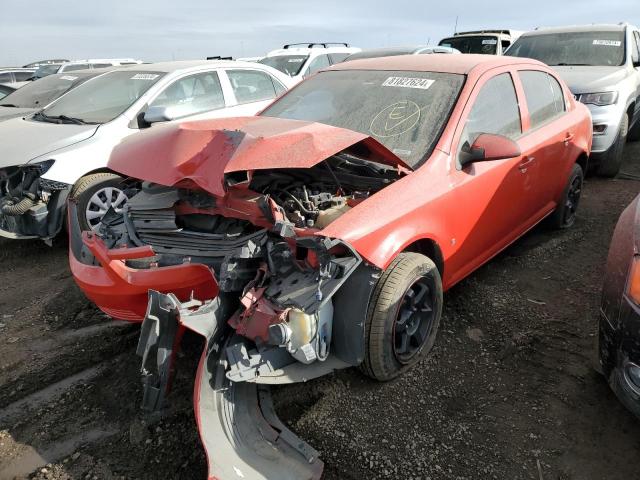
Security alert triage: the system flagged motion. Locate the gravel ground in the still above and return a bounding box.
[1,145,640,480]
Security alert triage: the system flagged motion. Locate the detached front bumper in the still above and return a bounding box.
[139,290,324,480]
[68,201,218,321]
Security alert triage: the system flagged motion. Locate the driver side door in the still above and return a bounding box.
[446,70,537,285]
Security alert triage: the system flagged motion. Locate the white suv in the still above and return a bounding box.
[259,43,360,84]
[0,60,294,240]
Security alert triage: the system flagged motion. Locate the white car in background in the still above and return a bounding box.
[259,43,360,83]
[0,60,294,240]
[0,68,37,88]
[33,59,143,79]
[438,29,524,55]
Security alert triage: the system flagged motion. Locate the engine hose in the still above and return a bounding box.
[2,196,38,216]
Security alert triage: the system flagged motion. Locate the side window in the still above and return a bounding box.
[633,32,640,64]
[91,63,112,69]
[64,64,90,72]
[227,70,278,104]
[14,71,33,81]
[501,40,511,53]
[458,73,522,159]
[306,55,330,76]
[519,71,565,130]
[328,53,350,64]
[0,72,13,83]
[149,71,225,117]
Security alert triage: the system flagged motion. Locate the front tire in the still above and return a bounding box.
[70,173,128,231]
[548,163,583,229]
[360,252,443,381]
[597,114,628,178]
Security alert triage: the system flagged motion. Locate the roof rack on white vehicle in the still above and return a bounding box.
[283,42,350,49]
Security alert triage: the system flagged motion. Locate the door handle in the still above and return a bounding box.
[518,156,535,172]
[564,132,575,145]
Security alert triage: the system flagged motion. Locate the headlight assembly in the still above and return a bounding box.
[578,91,619,106]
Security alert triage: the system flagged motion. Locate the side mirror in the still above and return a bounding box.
[459,133,521,167]
[143,105,174,125]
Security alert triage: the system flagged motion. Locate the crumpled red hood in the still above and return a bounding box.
[108,116,411,197]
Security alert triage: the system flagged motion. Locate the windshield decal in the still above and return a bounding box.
[593,39,622,47]
[482,39,498,45]
[287,58,305,63]
[370,101,421,138]
[59,75,78,81]
[131,73,160,80]
[382,77,434,90]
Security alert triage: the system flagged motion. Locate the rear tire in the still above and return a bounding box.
[548,163,583,229]
[360,252,443,381]
[70,173,127,231]
[597,114,628,178]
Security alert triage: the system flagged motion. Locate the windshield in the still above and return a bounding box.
[40,71,165,124]
[261,70,465,168]
[506,31,626,66]
[439,36,498,54]
[0,73,93,108]
[34,64,62,78]
[259,55,309,76]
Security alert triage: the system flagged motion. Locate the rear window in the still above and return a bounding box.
[506,31,626,66]
[439,36,499,54]
[259,55,309,77]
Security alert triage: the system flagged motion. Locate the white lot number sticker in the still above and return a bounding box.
[482,39,498,45]
[593,40,622,47]
[382,77,435,90]
[59,75,78,81]
[131,73,159,80]
[288,58,304,63]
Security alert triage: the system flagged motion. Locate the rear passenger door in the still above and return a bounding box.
[516,70,573,211]
[222,69,287,115]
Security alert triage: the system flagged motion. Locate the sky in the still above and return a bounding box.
[1,0,638,66]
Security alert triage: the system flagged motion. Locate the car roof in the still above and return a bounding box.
[526,24,629,35]
[330,53,544,75]
[266,46,359,57]
[109,59,274,73]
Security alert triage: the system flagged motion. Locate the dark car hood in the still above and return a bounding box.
[0,106,37,122]
[108,116,411,197]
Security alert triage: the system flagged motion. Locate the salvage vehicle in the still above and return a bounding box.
[0,68,36,88]
[259,43,360,83]
[599,193,640,419]
[32,58,143,79]
[344,45,461,61]
[0,69,113,122]
[0,60,293,241]
[438,29,523,55]
[70,54,592,479]
[506,23,640,177]
[0,84,15,100]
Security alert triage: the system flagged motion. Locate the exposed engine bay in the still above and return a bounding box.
[0,162,69,239]
[96,153,399,381]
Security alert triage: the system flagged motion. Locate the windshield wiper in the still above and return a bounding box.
[32,111,92,125]
[551,63,592,66]
[0,104,17,108]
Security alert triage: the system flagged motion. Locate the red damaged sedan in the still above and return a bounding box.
[69,55,591,479]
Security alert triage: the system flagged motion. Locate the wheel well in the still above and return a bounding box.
[403,238,444,277]
[75,168,116,185]
[627,102,635,121]
[575,152,588,174]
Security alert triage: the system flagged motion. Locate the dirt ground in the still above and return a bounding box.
[1,144,640,480]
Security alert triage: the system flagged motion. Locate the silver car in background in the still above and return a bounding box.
[507,23,640,177]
